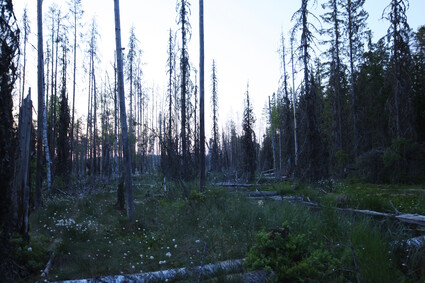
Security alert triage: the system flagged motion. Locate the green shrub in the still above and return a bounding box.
[356,139,425,183]
[246,224,340,282]
[10,234,50,279]
[188,189,206,203]
[336,150,349,168]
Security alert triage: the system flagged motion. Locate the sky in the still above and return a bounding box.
[12,0,425,141]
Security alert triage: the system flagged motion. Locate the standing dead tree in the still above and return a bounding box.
[13,91,32,240]
[114,0,135,221]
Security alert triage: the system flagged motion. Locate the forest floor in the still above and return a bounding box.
[13,176,425,282]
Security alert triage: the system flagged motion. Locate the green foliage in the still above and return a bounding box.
[246,224,340,282]
[188,189,206,205]
[350,221,403,283]
[10,234,50,279]
[54,175,67,190]
[242,86,257,183]
[354,139,425,184]
[382,139,425,183]
[23,177,424,281]
[335,150,349,168]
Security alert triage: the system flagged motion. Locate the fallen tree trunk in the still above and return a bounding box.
[405,235,425,249]
[246,191,279,197]
[56,259,244,283]
[396,214,425,226]
[254,194,425,227]
[214,182,254,188]
[219,270,271,283]
[41,252,55,278]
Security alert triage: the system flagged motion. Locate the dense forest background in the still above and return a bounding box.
[1,0,425,280]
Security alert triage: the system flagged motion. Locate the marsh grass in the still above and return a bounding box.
[25,177,424,281]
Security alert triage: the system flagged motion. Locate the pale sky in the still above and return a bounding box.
[13,0,425,140]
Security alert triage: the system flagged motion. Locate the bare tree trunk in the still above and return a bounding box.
[290,37,298,168]
[13,91,32,239]
[36,0,44,208]
[21,9,29,103]
[52,11,61,180]
[70,0,78,173]
[268,96,277,174]
[114,55,119,177]
[199,0,206,191]
[43,81,52,193]
[114,0,135,221]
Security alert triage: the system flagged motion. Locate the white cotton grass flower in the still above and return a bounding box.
[166,252,171,257]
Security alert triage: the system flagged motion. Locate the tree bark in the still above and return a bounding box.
[36,0,44,208]
[114,0,135,221]
[13,91,32,238]
[199,0,206,192]
[268,96,277,174]
[290,37,298,168]
[54,259,244,283]
[70,0,79,173]
[114,55,119,177]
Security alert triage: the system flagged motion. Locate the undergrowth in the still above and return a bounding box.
[20,176,425,282]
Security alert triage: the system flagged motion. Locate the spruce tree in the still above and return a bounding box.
[211,60,220,172]
[384,0,414,139]
[177,0,192,180]
[242,83,256,183]
[0,1,19,278]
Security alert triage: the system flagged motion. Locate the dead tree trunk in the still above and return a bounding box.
[114,0,135,221]
[36,0,44,208]
[199,0,206,192]
[13,91,32,239]
[268,96,277,175]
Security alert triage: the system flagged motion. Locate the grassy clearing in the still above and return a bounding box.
[22,177,425,282]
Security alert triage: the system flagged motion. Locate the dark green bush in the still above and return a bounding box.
[246,224,340,282]
[355,140,425,183]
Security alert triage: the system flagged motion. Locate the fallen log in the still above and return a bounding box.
[405,235,425,249]
[214,182,253,188]
[221,270,271,283]
[249,195,305,202]
[396,214,425,226]
[255,194,425,227]
[41,252,55,278]
[335,208,394,218]
[246,191,279,197]
[55,259,244,283]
